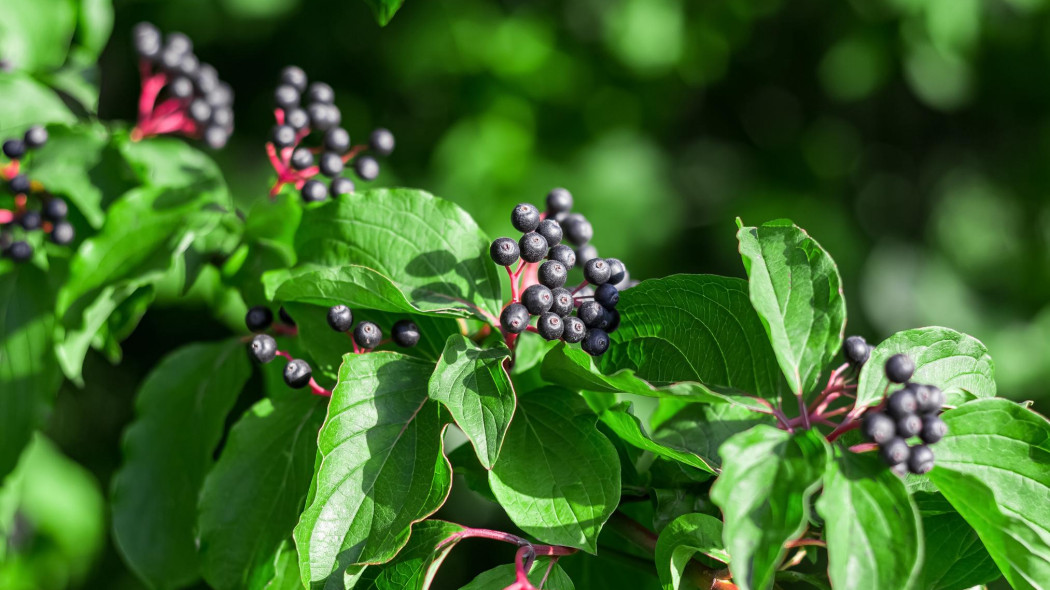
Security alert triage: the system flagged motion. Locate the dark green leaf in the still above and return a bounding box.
[816,447,923,590]
[0,263,62,481]
[914,493,1001,590]
[856,327,995,408]
[560,551,660,589]
[737,220,846,395]
[927,399,1050,590]
[709,426,828,590]
[447,443,497,503]
[599,402,724,473]
[651,488,714,534]
[199,393,327,590]
[0,73,76,135]
[355,520,464,590]
[293,189,502,322]
[488,388,619,552]
[458,557,574,590]
[111,339,252,589]
[362,0,406,26]
[429,335,514,469]
[654,513,728,590]
[653,402,776,472]
[294,352,451,586]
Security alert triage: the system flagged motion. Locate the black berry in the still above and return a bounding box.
[562,316,587,343]
[907,444,934,474]
[301,180,328,203]
[280,66,308,93]
[582,328,610,356]
[392,320,420,347]
[578,300,606,328]
[603,308,621,332]
[595,283,619,308]
[369,128,395,156]
[245,306,273,332]
[537,312,564,341]
[6,241,32,262]
[307,103,340,131]
[584,258,611,285]
[23,126,47,149]
[133,22,162,59]
[354,156,380,181]
[319,152,344,177]
[538,260,568,289]
[327,305,353,332]
[206,82,233,108]
[307,82,334,104]
[880,437,910,466]
[547,244,576,269]
[886,387,918,419]
[3,139,26,159]
[897,413,923,438]
[575,244,599,265]
[51,221,75,245]
[511,203,541,233]
[211,106,233,129]
[354,321,383,349]
[843,336,870,365]
[324,128,351,154]
[914,385,945,414]
[550,288,574,317]
[518,232,548,263]
[522,284,554,315]
[605,258,627,286]
[500,303,530,334]
[272,124,296,148]
[44,198,67,221]
[274,84,300,110]
[861,412,896,444]
[19,211,42,230]
[189,99,212,123]
[249,334,277,364]
[203,126,228,150]
[561,213,593,246]
[330,177,355,197]
[9,174,29,194]
[920,415,947,444]
[164,32,192,57]
[284,359,312,389]
[546,187,573,214]
[490,237,520,266]
[196,64,219,94]
[290,147,313,170]
[536,219,562,247]
[885,354,915,384]
[286,108,309,130]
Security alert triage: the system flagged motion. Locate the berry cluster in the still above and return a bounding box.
[131,23,234,149]
[859,351,948,475]
[325,305,420,350]
[265,67,395,201]
[490,188,630,356]
[0,127,75,262]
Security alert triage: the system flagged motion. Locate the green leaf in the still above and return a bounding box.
[0,263,62,481]
[655,513,728,590]
[856,327,995,408]
[488,388,620,553]
[111,339,252,589]
[294,352,451,586]
[599,402,727,474]
[927,399,1050,590]
[256,540,305,590]
[560,551,660,589]
[737,220,846,396]
[652,403,775,472]
[294,189,502,322]
[429,335,514,469]
[355,520,464,590]
[117,133,227,190]
[362,0,406,26]
[709,426,828,590]
[72,0,114,62]
[0,73,76,134]
[914,493,1001,590]
[458,557,574,590]
[198,394,327,590]
[816,447,923,590]
[0,0,77,72]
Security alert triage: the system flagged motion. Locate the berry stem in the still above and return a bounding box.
[570,281,588,295]
[272,324,299,336]
[826,410,863,442]
[0,209,12,225]
[341,144,368,163]
[796,394,811,430]
[506,265,522,302]
[848,442,878,453]
[1,159,19,180]
[784,538,827,549]
[274,108,285,126]
[307,378,332,397]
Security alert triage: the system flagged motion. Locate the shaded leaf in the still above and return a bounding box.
[655,513,728,590]
[653,402,775,472]
[599,402,723,474]
[459,557,574,590]
[355,520,464,590]
[0,72,76,134]
[362,0,406,26]
[914,493,1001,590]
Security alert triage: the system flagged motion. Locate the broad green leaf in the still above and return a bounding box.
[117,133,227,190]
[655,513,728,590]
[599,402,721,473]
[0,73,76,134]
[816,447,923,590]
[446,443,497,503]
[651,488,714,534]
[355,520,464,590]
[294,189,502,322]
[0,0,76,72]
[856,327,995,408]
[458,557,574,590]
[111,340,252,589]
[72,0,114,62]
[927,399,1050,590]
[652,403,775,472]
[709,426,828,590]
[257,540,305,590]
[0,262,62,481]
[560,551,660,589]
[488,388,620,552]
[362,0,406,26]
[199,394,327,590]
[429,335,514,469]
[737,220,846,396]
[915,493,1000,590]
[294,352,451,587]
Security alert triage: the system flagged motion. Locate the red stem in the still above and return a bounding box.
[1,160,19,180]
[848,442,878,454]
[0,209,13,225]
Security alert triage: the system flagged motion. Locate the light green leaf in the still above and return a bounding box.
[652,403,775,472]
[856,327,995,408]
[111,340,252,589]
[458,557,574,590]
[354,520,464,590]
[655,513,728,590]
[928,399,1050,590]
[737,220,846,396]
[0,0,76,72]
[294,189,502,322]
[0,72,76,134]
[816,447,923,590]
[915,493,1001,590]
[199,394,327,590]
[255,540,304,590]
[429,335,514,469]
[362,0,406,26]
[294,352,451,587]
[488,388,619,553]
[117,133,227,190]
[709,426,828,590]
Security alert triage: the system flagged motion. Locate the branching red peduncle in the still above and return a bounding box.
[435,526,576,590]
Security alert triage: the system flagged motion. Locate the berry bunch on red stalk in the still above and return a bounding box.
[0,127,75,262]
[265,67,395,201]
[130,23,234,148]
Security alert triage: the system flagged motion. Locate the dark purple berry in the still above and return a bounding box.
[274,84,300,110]
[582,328,610,356]
[307,82,334,104]
[490,237,520,266]
[546,187,573,214]
[290,147,313,170]
[280,66,307,93]
[369,128,395,156]
[843,336,870,365]
[603,308,621,332]
[245,306,273,332]
[353,156,380,181]
[249,334,277,364]
[561,213,593,246]
[914,385,945,414]
[562,316,586,343]
[885,354,915,384]
[880,438,910,466]
[392,320,420,347]
[6,240,32,262]
[354,321,383,349]
[3,139,26,159]
[324,128,350,154]
[319,152,344,177]
[44,198,67,221]
[327,305,353,332]
[511,203,541,233]
[9,174,30,194]
[897,414,923,438]
[51,221,75,245]
[595,283,619,308]
[330,177,355,197]
[584,258,611,285]
[522,284,554,315]
[578,301,606,328]
[284,359,312,389]
[605,258,626,285]
[862,412,896,444]
[547,244,576,270]
[536,219,562,247]
[537,312,564,341]
[19,211,41,230]
[550,288,574,317]
[519,232,548,263]
[272,124,296,148]
[575,244,599,266]
[886,387,918,420]
[907,444,934,474]
[500,303,530,334]
[538,260,568,289]
[301,180,328,203]
[920,416,947,444]
[23,126,47,149]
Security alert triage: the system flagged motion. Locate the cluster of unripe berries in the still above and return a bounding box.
[132,23,234,149]
[269,66,395,202]
[1,127,75,262]
[490,189,630,356]
[850,343,947,475]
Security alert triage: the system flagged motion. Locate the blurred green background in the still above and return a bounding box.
[8,0,1050,587]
